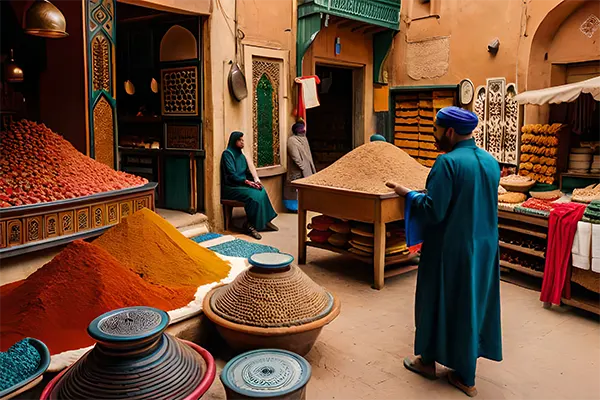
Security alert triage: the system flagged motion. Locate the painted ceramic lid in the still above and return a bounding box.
[249,253,294,269]
[87,306,169,344]
[45,307,208,400]
[221,349,311,398]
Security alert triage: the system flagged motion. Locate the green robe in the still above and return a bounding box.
[221,132,277,231]
[407,139,502,386]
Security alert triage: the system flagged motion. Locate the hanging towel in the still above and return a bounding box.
[540,202,587,305]
[592,224,600,259]
[572,221,592,270]
[404,191,425,247]
[295,76,321,119]
[593,258,600,274]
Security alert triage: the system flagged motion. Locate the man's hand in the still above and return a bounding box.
[386,181,411,197]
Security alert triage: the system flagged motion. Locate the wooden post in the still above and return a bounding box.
[298,190,307,264]
[373,199,386,290]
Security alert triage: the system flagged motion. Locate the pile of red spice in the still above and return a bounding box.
[0,241,196,355]
[0,120,147,208]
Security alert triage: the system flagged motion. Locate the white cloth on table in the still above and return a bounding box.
[572,221,592,270]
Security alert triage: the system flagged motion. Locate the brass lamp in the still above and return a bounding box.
[5,50,24,83]
[24,0,68,38]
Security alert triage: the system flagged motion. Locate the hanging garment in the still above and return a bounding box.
[540,203,586,305]
[295,76,321,119]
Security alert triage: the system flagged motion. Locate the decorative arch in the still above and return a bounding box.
[160,25,198,62]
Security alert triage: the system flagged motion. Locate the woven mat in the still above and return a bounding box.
[192,232,223,243]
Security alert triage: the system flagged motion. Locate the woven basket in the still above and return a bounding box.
[500,181,536,193]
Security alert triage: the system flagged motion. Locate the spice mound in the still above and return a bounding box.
[0,339,41,391]
[0,120,147,208]
[0,241,196,355]
[94,208,230,288]
[295,142,429,194]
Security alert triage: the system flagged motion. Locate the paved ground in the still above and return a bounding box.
[206,212,600,400]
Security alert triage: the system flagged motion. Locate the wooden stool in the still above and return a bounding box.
[222,199,245,231]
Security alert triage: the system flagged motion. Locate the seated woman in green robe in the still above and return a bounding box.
[221,131,278,239]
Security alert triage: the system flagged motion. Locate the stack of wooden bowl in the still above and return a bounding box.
[569,148,594,173]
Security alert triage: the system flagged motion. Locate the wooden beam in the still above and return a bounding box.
[363,26,388,35]
[351,23,369,32]
[338,20,357,29]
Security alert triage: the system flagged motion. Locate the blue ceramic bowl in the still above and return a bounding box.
[0,337,51,399]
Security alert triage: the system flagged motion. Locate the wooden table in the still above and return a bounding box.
[293,182,417,290]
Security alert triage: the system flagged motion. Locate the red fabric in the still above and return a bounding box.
[295,75,321,120]
[540,203,586,305]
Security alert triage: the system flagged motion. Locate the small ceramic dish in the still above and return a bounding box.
[0,338,51,400]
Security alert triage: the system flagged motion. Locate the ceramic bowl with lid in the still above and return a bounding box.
[220,349,311,400]
[40,306,216,400]
[203,253,340,356]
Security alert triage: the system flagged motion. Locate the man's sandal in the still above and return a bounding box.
[448,372,478,397]
[403,356,437,380]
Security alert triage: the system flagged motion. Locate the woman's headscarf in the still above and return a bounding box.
[226,131,244,154]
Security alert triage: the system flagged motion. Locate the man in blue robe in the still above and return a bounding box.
[386,106,502,397]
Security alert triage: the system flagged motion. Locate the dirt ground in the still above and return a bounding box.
[205,212,600,400]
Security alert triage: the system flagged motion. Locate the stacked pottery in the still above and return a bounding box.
[569,148,594,173]
[220,349,311,400]
[40,307,216,400]
[203,253,341,356]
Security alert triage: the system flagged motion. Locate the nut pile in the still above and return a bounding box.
[0,120,147,208]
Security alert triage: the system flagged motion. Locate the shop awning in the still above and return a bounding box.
[513,76,600,105]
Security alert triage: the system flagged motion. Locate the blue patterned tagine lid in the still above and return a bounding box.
[248,253,294,270]
[88,306,169,345]
[221,349,311,397]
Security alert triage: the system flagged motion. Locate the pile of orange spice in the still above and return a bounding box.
[0,209,231,354]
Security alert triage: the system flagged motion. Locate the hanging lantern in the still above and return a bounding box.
[5,49,24,83]
[24,0,68,38]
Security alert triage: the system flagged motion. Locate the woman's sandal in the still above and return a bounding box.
[448,371,478,397]
[403,356,437,380]
[246,225,262,240]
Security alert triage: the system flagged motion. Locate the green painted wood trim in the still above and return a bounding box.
[298,0,401,30]
[296,13,322,76]
[85,0,118,168]
[373,30,395,84]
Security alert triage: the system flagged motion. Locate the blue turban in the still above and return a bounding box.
[370,134,386,142]
[435,106,478,135]
[292,121,306,134]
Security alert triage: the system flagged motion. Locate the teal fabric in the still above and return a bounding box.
[221,132,277,231]
[406,138,502,386]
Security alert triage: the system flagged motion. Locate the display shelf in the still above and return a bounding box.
[498,223,547,239]
[499,241,545,258]
[306,241,418,267]
[562,295,600,316]
[0,183,157,259]
[498,210,548,227]
[500,260,544,278]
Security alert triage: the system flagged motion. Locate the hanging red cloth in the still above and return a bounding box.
[540,202,587,305]
[295,75,321,120]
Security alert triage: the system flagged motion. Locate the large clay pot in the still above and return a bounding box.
[40,307,216,400]
[203,253,341,356]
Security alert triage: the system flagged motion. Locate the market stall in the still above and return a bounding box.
[497,75,600,314]
[293,141,428,290]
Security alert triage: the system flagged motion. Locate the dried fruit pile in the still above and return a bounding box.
[0,120,147,208]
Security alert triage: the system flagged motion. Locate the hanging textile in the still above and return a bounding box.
[295,75,321,119]
[540,203,587,305]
